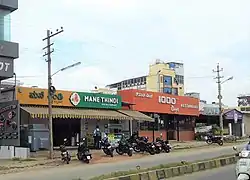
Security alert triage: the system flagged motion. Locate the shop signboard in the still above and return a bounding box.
[16,87,122,109]
[69,92,122,109]
[0,100,20,146]
[16,87,73,106]
[118,89,199,116]
[200,106,220,116]
[224,109,243,120]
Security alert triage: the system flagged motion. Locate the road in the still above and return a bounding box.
[169,164,235,180]
[0,144,242,180]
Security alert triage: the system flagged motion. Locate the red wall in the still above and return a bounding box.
[138,130,194,141]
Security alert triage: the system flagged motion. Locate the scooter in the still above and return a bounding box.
[100,136,114,157]
[77,138,92,164]
[59,138,71,164]
[233,146,250,180]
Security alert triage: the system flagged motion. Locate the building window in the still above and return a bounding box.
[163,87,172,94]
[175,75,184,85]
[172,88,178,95]
[163,76,172,86]
[0,10,11,41]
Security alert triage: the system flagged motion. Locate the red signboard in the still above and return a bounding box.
[119,89,199,116]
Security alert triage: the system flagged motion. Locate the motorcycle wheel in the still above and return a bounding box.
[218,140,223,146]
[116,147,124,155]
[206,139,213,145]
[77,153,82,160]
[164,148,170,153]
[148,148,155,155]
[127,150,133,157]
[110,151,114,157]
[133,145,141,153]
[155,148,161,154]
[85,159,90,164]
[66,158,69,164]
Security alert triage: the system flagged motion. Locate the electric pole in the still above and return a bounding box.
[42,27,64,159]
[213,63,224,138]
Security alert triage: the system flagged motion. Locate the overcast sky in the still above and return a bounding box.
[9,0,250,106]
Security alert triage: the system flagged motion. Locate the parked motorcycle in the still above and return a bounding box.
[59,138,71,164]
[77,138,92,164]
[233,146,250,180]
[156,138,171,153]
[153,140,162,154]
[100,136,114,157]
[116,138,133,157]
[206,135,223,146]
[133,136,156,155]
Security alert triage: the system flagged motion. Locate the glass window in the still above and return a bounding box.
[0,10,11,41]
[163,87,172,94]
[163,76,172,86]
[172,88,178,95]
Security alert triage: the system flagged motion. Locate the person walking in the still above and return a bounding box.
[93,125,101,149]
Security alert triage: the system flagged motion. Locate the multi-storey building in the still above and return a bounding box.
[0,1,18,82]
[106,60,185,96]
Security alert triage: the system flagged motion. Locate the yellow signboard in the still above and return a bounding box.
[16,87,73,106]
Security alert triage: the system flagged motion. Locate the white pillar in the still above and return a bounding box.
[130,120,133,136]
[228,123,232,136]
[242,123,245,137]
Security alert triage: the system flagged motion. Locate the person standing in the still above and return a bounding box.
[93,125,101,149]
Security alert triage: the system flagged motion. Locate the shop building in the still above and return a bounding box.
[0,86,153,148]
[106,60,184,96]
[118,89,199,141]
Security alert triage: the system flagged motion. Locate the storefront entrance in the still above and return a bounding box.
[53,118,81,146]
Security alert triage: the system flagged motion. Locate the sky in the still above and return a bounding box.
[8,0,250,106]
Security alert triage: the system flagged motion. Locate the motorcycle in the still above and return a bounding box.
[77,138,92,164]
[206,135,223,146]
[100,136,114,157]
[153,140,162,154]
[133,136,156,155]
[156,138,171,153]
[116,138,133,157]
[233,146,250,180]
[59,138,71,164]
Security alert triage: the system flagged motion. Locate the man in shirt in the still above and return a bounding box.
[93,125,101,149]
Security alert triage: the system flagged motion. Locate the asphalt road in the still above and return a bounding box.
[0,144,243,180]
[169,164,236,180]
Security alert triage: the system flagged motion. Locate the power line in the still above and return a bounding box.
[212,63,224,138]
[42,27,64,160]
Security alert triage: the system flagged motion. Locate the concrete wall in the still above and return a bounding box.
[243,114,250,136]
[0,41,19,58]
[0,0,18,12]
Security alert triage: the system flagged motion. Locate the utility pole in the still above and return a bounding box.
[213,63,224,138]
[42,27,64,159]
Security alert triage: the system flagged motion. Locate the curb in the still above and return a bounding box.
[104,156,237,180]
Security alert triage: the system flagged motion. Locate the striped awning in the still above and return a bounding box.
[21,106,132,120]
[117,110,154,122]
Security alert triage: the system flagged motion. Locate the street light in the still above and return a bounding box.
[157,70,161,92]
[218,76,233,138]
[51,62,81,77]
[48,61,81,159]
[221,76,233,84]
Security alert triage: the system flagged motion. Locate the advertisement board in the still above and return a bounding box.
[119,89,199,116]
[16,87,122,109]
